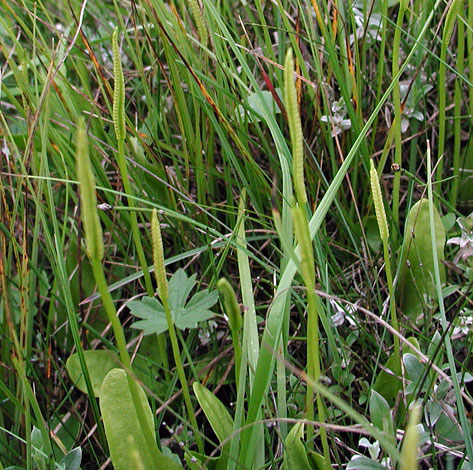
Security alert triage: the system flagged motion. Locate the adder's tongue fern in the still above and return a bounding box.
[370,159,399,363]
[111,28,154,296]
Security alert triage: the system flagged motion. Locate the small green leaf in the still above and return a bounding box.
[128,297,168,335]
[435,411,464,443]
[192,382,233,463]
[365,216,382,252]
[58,447,82,470]
[130,269,218,335]
[100,368,181,470]
[427,331,442,363]
[66,350,121,396]
[441,213,456,232]
[283,422,311,470]
[308,451,326,470]
[403,354,424,384]
[369,390,391,431]
[347,456,387,469]
[373,353,402,407]
[236,89,282,122]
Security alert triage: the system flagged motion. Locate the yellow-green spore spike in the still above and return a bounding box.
[112,28,125,144]
[217,278,241,333]
[76,117,104,261]
[151,209,169,303]
[443,0,461,46]
[284,49,307,206]
[188,0,208,47]
[370,159,389,243]
[400,403,421,470]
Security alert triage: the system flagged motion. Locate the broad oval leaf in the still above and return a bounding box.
[100,368,182,470]
[397,199,446,322]
[66,350,121,397]
[373,353,402,407]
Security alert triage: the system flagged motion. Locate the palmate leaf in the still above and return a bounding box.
[128,268,218,335]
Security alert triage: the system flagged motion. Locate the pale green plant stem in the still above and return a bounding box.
[112,29,169,378]
[436,0,461,199]
[370,160,400,364]
[426,144,473,469]
[450,5,464,207]
[383,237,399,360]
[392,0,407,241]
[159,293,204,453]
[111,28,153,292]
[90,258,162,463]
[151,210,203,454]
[77,116,159,459]
[292,205,330,468]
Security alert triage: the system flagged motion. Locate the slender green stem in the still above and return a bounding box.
[437,0,461,200]
[151,209,203,453]
[426,144,473,470]
[370,160,400,365]
[160,294,204,453]
[383,240,400,361]
[450,4,464,207]
[292,204,331,468]
[90,258,161,464]
[112,28,153,296]
[392,0,408,242]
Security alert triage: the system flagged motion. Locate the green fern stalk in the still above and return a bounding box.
[450,3,464,207]
[370,160,399,363]
[76,118,162,466]
[284,49,307,207]
[151,209,203,454]
[112,28,154,296]
[436,0,461,198]
[292,204,330,468]
[392,0,408,240]
[217,278,242,387]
